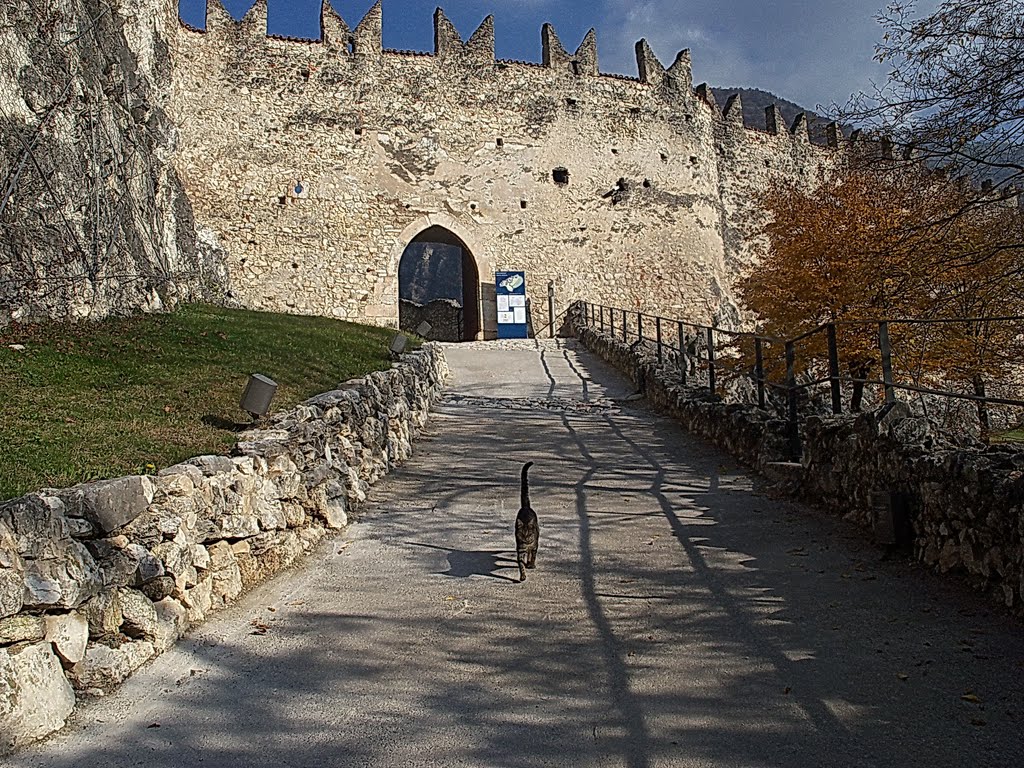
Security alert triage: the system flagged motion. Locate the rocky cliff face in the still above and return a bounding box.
[0,0,227,326]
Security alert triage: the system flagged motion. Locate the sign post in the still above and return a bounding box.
[495,271,528,339]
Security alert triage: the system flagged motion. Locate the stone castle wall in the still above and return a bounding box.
[166,0,837,337]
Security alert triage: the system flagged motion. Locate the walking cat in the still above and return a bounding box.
[514,461,539,582]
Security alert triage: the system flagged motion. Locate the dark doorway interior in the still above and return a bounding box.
[398,226,480,341]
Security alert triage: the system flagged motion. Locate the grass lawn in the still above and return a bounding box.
[994,428,1024,444]
[0,304,405,501]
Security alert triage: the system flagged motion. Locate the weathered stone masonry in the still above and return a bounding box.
[166,0,837,336]
[0,344,448,754]
[0,0,229,326]
[2,0,840,331]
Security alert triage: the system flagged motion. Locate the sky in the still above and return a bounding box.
[176,0,893,112]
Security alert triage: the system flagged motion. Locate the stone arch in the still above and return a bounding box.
[392,215,484,341]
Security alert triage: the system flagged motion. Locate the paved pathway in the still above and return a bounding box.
[8,340,1024,768]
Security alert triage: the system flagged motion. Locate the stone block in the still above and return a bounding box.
[0,642,76,754]
[81,591,123,638]
[256,497,289,531]
[211,564,242,603]
[120,589,158,640]
[69,640,154,693]
[60,476,155,535]
[153,598,188,652]
[187,455,235,476]
[152,540,192,578]
[217,514,260,539]
[0,615,46,645]
[125,543,165,585]
[0,569,22,620]
[206,540,236,571]
[140,576,176,602]
[192,543,212,571]
[44,612,89,664]
[182,577,213,623]
[22,539,103,611]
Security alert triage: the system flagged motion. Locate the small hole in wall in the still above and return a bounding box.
[764,159,771,168]
[520,200,528,209]
[642,179,651,188]
[660,152,669,162]
[355,127,363,136]
[496,137,504,147]
[240,258,248,265]
[470,203,477,210]
[611,148,619,155]
[566,97,578,108]
[629,107,642,117]
[689,155,698,165]
[291,262,299,269]
[277,195,287,206]
[685,114,693,123]
[553,167,570,185]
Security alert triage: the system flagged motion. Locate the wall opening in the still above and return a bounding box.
[398,225,481,342]
[553,167,570,185]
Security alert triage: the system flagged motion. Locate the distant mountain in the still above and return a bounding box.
[709,87,846,147]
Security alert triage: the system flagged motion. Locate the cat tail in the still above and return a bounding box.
[521,461,534,509]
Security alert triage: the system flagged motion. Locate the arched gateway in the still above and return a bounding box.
[394,218,483,341]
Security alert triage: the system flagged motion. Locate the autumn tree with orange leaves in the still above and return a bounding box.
[738,164,1024,431]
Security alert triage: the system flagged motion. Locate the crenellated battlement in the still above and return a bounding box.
[176,0,835,152]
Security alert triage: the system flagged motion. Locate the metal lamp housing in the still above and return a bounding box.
[240,373,278,418]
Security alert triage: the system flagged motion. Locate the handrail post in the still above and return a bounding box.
[827,323,842,414]
[707,327,716,396]
[638,314,644,343]
[879,321,895,404]
[785,340,800,459]
[678,322,687,386]
[600,305,605,331]
[655,317,663,363]
[622,309,627,341]
[754,337,766,409]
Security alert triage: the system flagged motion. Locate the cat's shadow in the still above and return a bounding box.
[405,541,520,582]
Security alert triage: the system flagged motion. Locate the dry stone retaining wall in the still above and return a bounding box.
[572,311,1024,617]
[0,344,448,754]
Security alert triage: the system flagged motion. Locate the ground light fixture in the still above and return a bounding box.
[240,373,278,421]
[389,333,409,357]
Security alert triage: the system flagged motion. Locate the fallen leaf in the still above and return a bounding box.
[897,673,909,681]
[147,722,160,729]
[961,693,982,704]
[249,618,270,635]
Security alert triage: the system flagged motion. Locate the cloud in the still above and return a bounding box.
[598,0,889,111]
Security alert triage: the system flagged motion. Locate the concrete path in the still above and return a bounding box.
[8,340,1024,768]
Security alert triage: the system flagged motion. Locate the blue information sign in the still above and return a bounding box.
[495,271,528,339]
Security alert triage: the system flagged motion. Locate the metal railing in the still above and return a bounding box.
[579,302,1024,456]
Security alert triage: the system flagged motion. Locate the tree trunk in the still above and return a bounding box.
[974,374,990,443]
[850,361,870,412]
